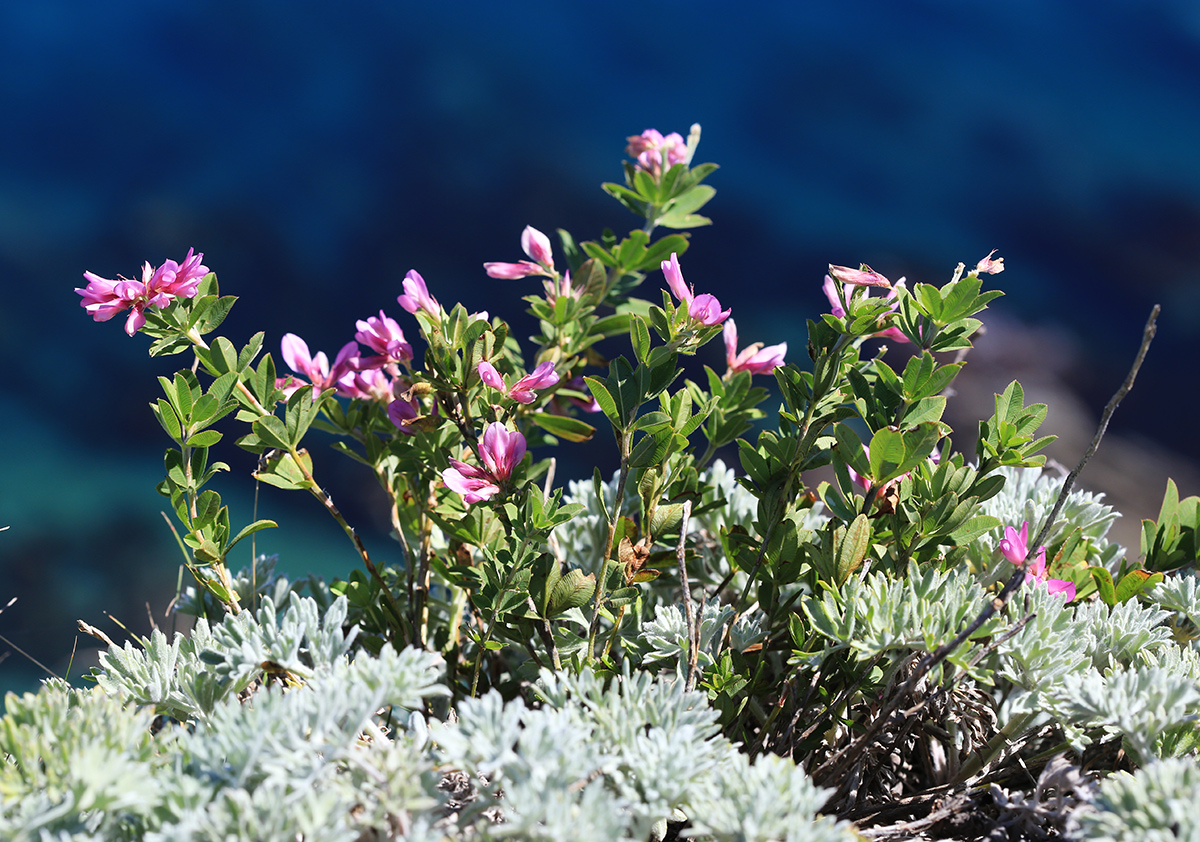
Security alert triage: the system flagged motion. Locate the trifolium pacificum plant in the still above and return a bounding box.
[2,124,1196,839]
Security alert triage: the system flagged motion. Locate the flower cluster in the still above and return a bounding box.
[75,248,208,335]
[999,520,1076,601]
[626,128,688,177]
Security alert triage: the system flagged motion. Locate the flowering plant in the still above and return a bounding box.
[15,123,1197,839]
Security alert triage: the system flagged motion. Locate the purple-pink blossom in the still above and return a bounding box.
[484,225,555,279]
[723,319,786,375]
[341,367,395,403]
[477,360,560,404]
[76,248,209,336]
[660,253,730,326]
[397,270,442,317]
[147,248,209,299]
[999,521,1076,601]
[355,310,413,366]
[442,422,526,504]
[387,395,421,435]
[279,334,360,398]
[626,129,688,176]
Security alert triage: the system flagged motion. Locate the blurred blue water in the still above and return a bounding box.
[3,1,1199,694]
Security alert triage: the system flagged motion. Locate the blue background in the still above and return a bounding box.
[3,1,1199,694]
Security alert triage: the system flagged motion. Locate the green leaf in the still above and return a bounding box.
[629,429,674,468]
[834,424,870,478]
[900,395,946,427]
[238,331,265,370]
[1090,566,1117,606]
[186,429,222,448]
[192,489,222,531]
[225,518,278,553]
[284,386,324,446]
[252,415,290,450]
[530,413,596,443]
[583,376,621,430]
[548,569,597,616]
[637,234,690,272]
[1114,568,1164,603]
[657,211,712,229]
[663,184,715,217]
[948,514,1002,546]
[630,314,652,364]
[196,295,236,334]
[867,428,906,484]
[210,336,239,375]
[836,515,871,585]
[172,372,195,419]
[253,448,314,491]
[153,398,183,443]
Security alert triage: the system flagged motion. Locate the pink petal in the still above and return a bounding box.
[477,361,505,391]
[661,253,692,306]
[520,225,554,266]
[689,293,731,326]
[442,466,499,504]
[828,264,891,288]
[484,261,543,279]
[480,422,526,481]
[281,334,313,376]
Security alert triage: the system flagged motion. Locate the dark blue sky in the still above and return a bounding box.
[3,1,1199,692]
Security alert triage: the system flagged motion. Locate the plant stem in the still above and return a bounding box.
[586,429,632,661]
[675,501,699,692]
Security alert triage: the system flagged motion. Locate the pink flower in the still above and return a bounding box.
[478,421,526,480]
[689,294,732,326]
[827,264,891,289]
[355,310,413,366]
[661,253,731,326]
[442,422,526,504]
[626,129,688,176]
[484,225,555,279]
[75,249,208,336]
[477,360,560,404]
[387,395,421,434]
[975,249,1005,275]
[341,367,395,403]
[508,361,560,403]
[998,522,1030,565]
[723,319,787,375]
[1000,521,1076,601]
[397,270,442,317]
[280,334,360,397]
